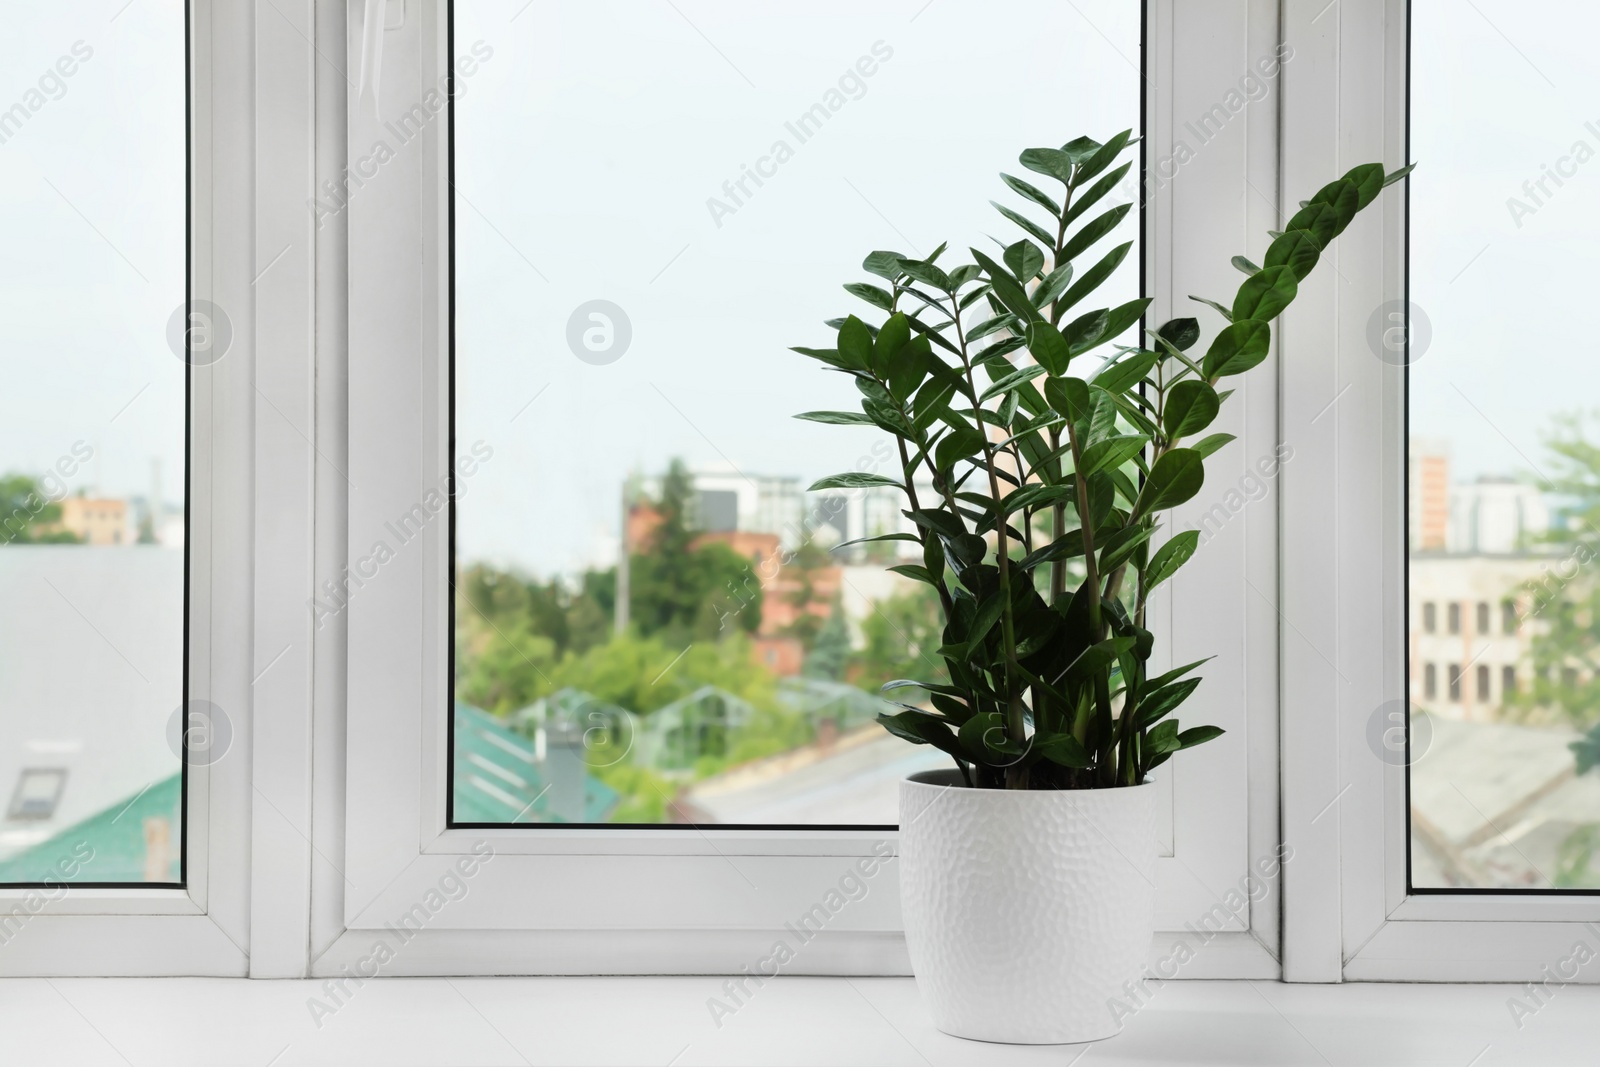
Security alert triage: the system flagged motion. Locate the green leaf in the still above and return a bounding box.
[959,712,1024,763]
[1033,731,1092,769]
[1178,725,1225,749]
[887,564,938,585]
[1340,163,1384,208]
[1231,264,1299,322]
[1188,296,1234,323]
[874,312,911,366]
[1231,255,1262,276]
[898,258,951,292]
[795,410,874,426]
[1076,129,1134,181]
[877,712,966,761]
[844,282,894,312]
[1025,320,1072,375]
[1056,241,1133,315]
[1144,529,1200,589]
[1060,202,1132,264]
[991,202,1057,247]
[1061,136,1103,164]
[790,345,844,368]
[972,249,1042,324]
[809,472,902,491]
[1043,376,1092,421]
[1132,677,1202,729]
[1064,161,1131,225]
[1191,432,1236,458]
[838,315,874,370]
[1304,177,1362,240]
[1133,449,1204,519]
[906,508,967,539]
[1079,433,1148,478]
[1061,308,1110,354]
[1063,636,1137,680]
[935,426,986,472]
[1098,521,1157,573]
[1201,319,1272,379]
[1162,379,1220,439]
[1383,162,1417,188]
[1158,318,1201,352]
[862,250,907,280]
[1284,199,1344,248]
[1000,172,1061,217]
[1088,299,1150,350]
[832,531,920,551]
[1147,720,1182,756]
[1092,349,1158,393]
[978,364,1046,403]
[947,264,982,290]
[1034,262,1075,307]
[1004,239,1046,282]
[1261,230,1322,281]
[1019,146,1074,183]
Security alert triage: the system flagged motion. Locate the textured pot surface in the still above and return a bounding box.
[898,769,1157,1044]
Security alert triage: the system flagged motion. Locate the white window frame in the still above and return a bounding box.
[326,0,1298,978]
[1277,0,1600,983]
[0,0,310,977]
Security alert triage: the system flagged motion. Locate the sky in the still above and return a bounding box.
[1410,0,1600,488]
[453,0,1143,576]
[3,0,1590,572]
[0,0,185,509]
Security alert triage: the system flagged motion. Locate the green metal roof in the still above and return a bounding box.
[0,772,182,884]
[454,702,618,823]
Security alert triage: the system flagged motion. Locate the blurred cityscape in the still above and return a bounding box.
[0,462,185,885]
[453,459,949,827]
[1406,437,1600,888]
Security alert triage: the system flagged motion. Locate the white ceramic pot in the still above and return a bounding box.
[898,769,1157,1044]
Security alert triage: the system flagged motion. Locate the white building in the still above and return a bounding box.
[1448,477,1549,554]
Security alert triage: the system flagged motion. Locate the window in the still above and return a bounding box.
[1424,663,1437,700]
[1447,665,1461,703]
[0,0,186,886]
[1407,0,1599,891]
[1446,603,1460,635]
[448,0,1142,827]
[1423,602,1436,633]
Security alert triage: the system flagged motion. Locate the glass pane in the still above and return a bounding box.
[0,1,187,884]
[452,1,1140,825]
[1408,0,1600,889]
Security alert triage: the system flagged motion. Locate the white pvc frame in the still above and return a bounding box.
[0,0,312,977]
[327,0,1297,978]
[1276,0,1600,983]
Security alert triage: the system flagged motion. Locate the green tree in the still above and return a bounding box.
[628,459,762,643]
[851,584,947,692]
[1511,412,1600,735]
[0,475,77,545]
[804,598,851,681]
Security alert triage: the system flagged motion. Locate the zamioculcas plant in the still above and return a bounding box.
[794,131,1412,790]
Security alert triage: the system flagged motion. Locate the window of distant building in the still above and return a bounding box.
[1423,602,1436,633]
[1448,665,1462,702]
[1502,666,1516,699]
[1447,603,1460,635]
[1424,663,1437,700]
[1476,665,1490,702]
[1476,602,1490,635]
[1501,599,1517,634]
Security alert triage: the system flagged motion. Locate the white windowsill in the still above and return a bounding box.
[0,975,1589,1065]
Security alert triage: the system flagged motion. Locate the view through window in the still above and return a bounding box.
[0,0,187,885]
[450,1,1141,825]
[1407,0,1600,889]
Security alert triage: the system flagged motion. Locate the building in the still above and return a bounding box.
[57,496,130,545]
[690,468,806,552]
[1409,438,1450,551]
[1409,552,1553,722]
[1449,477,1550,554]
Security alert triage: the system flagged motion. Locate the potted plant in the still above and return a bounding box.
[792,131,1411,1044]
